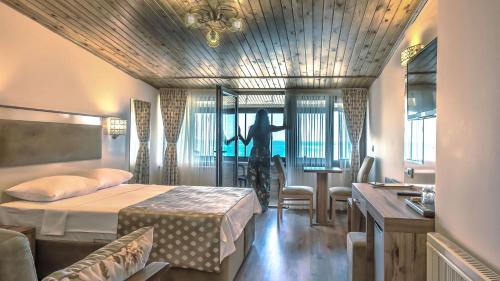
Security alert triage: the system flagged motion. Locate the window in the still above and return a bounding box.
[237,111,286,158]
[194,111,216,159]
[405,117,436,163]
[294,96,351,167]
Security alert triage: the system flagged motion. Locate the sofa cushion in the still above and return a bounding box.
[0,228,37,281]
[42,227,153,281]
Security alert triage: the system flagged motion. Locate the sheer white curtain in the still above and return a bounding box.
[177,91,216,186]
[285,90,352,188]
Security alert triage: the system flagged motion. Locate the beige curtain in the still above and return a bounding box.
[133,100,151,184]
[342,88,368,182]
[160,88,187,185]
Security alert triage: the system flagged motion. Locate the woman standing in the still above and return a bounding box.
[239,109,287,212]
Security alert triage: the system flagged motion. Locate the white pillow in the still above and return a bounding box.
[79,168,133,190]
[6,176,99,202]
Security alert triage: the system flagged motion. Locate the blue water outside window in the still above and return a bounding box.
[236,112,285,158]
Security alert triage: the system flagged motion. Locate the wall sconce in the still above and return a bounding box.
[401,44,424,66]
[105,117,127,139]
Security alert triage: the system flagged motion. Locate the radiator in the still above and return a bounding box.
[427,233,500,281]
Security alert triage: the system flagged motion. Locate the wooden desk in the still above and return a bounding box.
[303,167,342,225]
[351,183,434,281]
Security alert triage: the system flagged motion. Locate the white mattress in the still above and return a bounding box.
[0,184,261,261]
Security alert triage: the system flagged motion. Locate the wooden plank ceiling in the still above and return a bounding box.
[2,0,425,89]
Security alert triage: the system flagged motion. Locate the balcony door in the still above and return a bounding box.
[216,86,239,187]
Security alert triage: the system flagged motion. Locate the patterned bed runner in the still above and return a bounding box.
[117,186,252,272]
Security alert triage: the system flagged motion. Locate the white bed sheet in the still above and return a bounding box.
[0,184,261,261]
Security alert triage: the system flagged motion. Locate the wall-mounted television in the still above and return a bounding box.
[407,38,437,120]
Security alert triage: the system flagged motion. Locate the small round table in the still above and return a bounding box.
[303,167,343,225]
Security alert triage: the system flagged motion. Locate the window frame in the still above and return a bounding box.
[237,107,286,162]
[295,95,351,167]
[404,115,436,168]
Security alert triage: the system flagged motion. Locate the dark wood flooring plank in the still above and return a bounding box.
[235,209,348,281]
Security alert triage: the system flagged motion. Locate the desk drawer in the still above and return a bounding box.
[352,187,367,216]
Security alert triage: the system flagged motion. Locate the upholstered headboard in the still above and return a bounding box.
[0,119,102,167]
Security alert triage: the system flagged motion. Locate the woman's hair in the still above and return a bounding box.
[254,109,270,129]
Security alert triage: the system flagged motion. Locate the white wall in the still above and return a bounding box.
[436,0,500,272]
[367,0,437,182]
[0,3,159,195]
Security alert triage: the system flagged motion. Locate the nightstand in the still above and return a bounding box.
[0,225,36,258]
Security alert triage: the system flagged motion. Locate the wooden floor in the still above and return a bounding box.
[235,209,348,281]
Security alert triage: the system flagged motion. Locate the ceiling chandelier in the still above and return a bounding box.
[184,1,243,48]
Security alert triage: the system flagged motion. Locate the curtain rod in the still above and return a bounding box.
[0,104,116,119]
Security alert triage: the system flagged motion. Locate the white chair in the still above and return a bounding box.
[273,155,314,225]
[329,156,374,221]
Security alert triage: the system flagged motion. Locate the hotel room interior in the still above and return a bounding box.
[0,0,499,280]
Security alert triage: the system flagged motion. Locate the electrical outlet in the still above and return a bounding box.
[406,168,414,178]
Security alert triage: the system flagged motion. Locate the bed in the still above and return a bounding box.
[0,184,261,281]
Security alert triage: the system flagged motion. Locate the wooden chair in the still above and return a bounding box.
[272,155,314,225]
[329,156,374,221]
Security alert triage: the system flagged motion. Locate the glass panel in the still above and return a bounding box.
[221,91,237,186]
[298,112,326,165]
[332,111,352,161]
[423,117,436,162]
[244,113,255,157]
[271,113,285,157]
[195,112,216,159]
[410,119,424,162]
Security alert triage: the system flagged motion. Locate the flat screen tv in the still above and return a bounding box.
[406,38,437,120]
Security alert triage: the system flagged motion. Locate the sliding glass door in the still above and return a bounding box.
[216,86,239,187]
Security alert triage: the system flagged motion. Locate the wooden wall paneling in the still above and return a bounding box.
[331,0,357,87]
[179,0,251,80]
[318,0,334,88]
[346,0,387,76]
[238,0,279,86]
[311,0,323,82]
[362,0,419,76]
[248,0,285,81]
[351,0,399,82]
[1,0,426,89]
[156,0,246,83]
[339,0,380,86]
[369,0,420,76]
[302,0,314,78]
[290,0,307,77]
[84,0,206,79]
[325,0,347,88]
[71,0,188,77]
[235,2,275,88]
[150,0,240,77]
[269,0,297,77]
[279,0,302,79]
[137,0,222,80]
[33,0,167,78]
[333,0,370,88]
[260,0,292,78]
[257,0,289,77]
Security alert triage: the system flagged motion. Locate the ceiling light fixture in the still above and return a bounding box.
[184,1,243,48]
